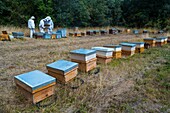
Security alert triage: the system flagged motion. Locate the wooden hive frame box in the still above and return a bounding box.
[93,30,100,35]
[128,42,145,53]
[70,49,97,72]
[156,38,165,47]
[47,60,78,83]
[0,31,10,41]
[143,38,156,47]
[120,43,136,56]
[86,30,94,36]
[74,32,82,37]
[103,44,122,59]
[14,70,56,104]
[100,30,107,35]
[92,47,114,64]
[69,32,75,37]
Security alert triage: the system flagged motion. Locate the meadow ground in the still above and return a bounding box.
[0,33,169,113]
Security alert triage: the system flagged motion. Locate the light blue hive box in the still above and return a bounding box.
[120,42,136,56]
[14,70,56,104]
[47,60,78,83]
[70,49,97,72]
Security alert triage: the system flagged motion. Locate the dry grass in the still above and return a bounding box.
[0,27,169,113]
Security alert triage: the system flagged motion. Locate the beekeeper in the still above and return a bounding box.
[28,16,35,38]
[39,18,46,33]
[45,16,54,34]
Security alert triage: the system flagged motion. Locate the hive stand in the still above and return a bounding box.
[14,70,56,104]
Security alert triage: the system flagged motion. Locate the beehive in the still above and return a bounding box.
[51,32,57,39]
[133,30,139,34]
[0,34,9,41]
[57,29,67,38]
[34,32,44,39]
[109,28,118,34]
[92,47,114,64]
[93,30,100,35]
[143,38,156,47]
[81,32,86,36]
[69,32,75,37]
[47,60,78,83]
[70,49,97,72]
[12,32,24,38]
[74,32,82,37]
[86,30,94,36]
[100,30,107,35]
[168,36,170,43]
[129,42,144,53]
[103,44,122,59]
[120,43,136,56]
[14,70,56,104]
[43,33,51,39]
[155,38,165,47]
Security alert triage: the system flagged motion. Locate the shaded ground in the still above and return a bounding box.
[0,34,169,113]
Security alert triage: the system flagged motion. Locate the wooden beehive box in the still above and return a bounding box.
[35,32,44,39]
[69,32,75,37]
[91,47,114,64]
[51,32,57,39]
[109,28,118,34]
[129,42,144,53]
[81,32,86,36]
[47,60,78,83]
[120,43,136,56]
[70,49,97,72]
[143,38,156,47]
[12,32,24,38]
[103,44,122,59]
[155,38,164,47]
[100,30,107,35]
[168,36,170,43]
[14,70,56,104]
[74,32,82,37]
[86,30,94,36]
[93,30,100,35]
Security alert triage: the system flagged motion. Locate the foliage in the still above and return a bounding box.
[0,0,170,29]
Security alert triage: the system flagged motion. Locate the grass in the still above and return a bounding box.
[0,28,169,113]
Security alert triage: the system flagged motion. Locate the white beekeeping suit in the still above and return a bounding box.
[39,18,46,33]
[45,16,54,34]
[28,16,35,38]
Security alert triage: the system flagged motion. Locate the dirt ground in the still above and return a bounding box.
[0,34,169,113]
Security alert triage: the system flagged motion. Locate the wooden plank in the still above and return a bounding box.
[96,56,112,64]
[72,58,97,72]
[48,68,77,83]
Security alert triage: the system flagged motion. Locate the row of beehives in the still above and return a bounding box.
[0,31,24,41]
[14,36,170,104]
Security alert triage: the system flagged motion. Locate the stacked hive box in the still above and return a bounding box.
[34,32,44,39]
[47,60,78,83]
[51,32,57,39]
[120,43,136,56]
[14,70,56,104]
[93,30,100,35]
[86,30,94,36]
[100,30,107,35]
[12,32,24,38]
[129,42,144,53]
[0,31,10,41]
[155,38,165,47]
[143,38,156,47]
[43,33,51,39]
[74,32,82,37]
[109,28,118,34]
[57,29,67,38]
[70,49,97,72]
[103,45,122,59]
[91,47,114,64]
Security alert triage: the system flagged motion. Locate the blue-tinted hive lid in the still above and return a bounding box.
[92,47,114,52]
[47,60,78,73]
[14,70,56,90]
[120,43,136,47]
[70,48,96,55]
[104,44,121,48]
